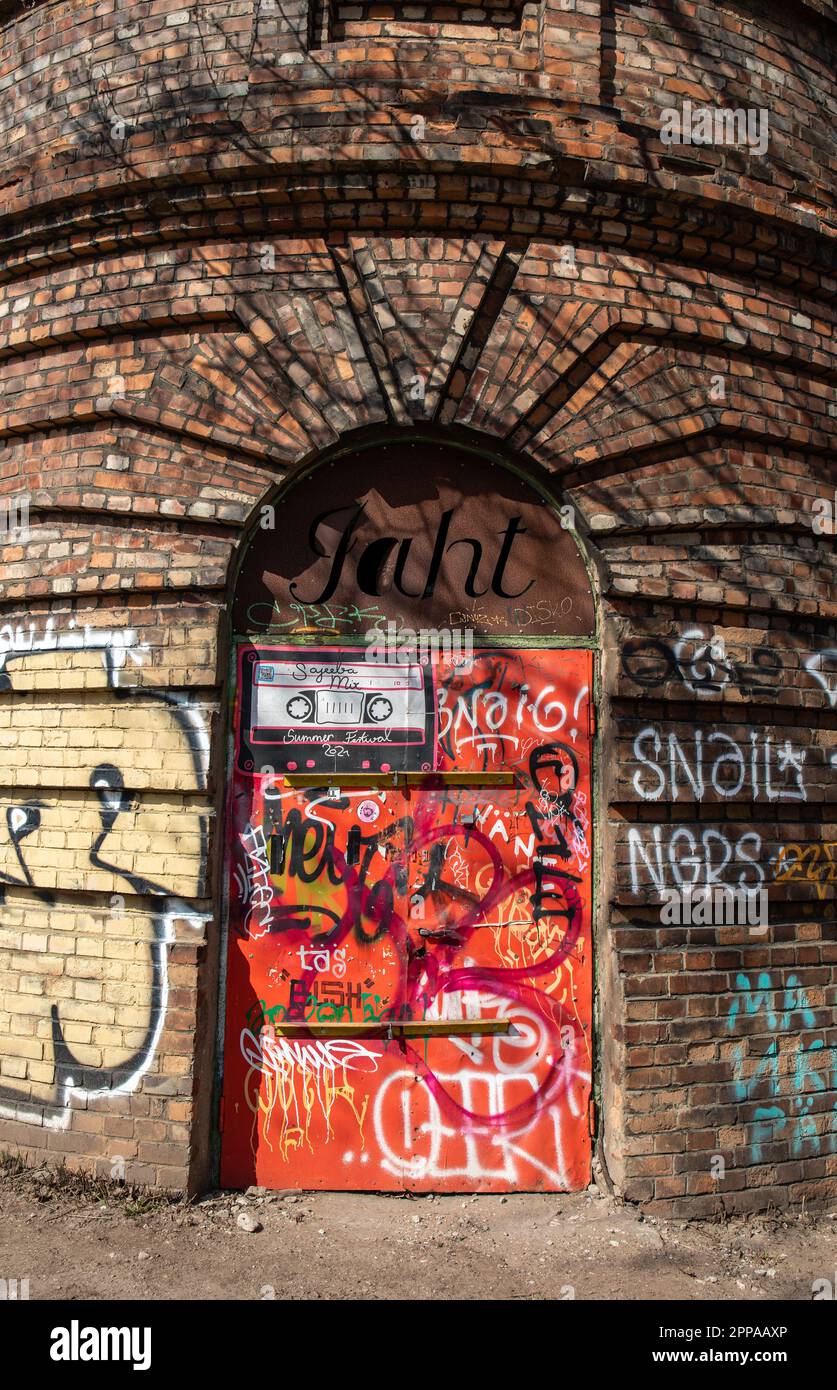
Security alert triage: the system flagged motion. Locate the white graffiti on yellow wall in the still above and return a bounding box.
[628,825,766,895]
[0,621,210,1131]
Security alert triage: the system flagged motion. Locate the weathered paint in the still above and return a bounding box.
[220,645,593,1191]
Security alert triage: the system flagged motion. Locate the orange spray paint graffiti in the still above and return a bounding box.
[220,646,594,1191]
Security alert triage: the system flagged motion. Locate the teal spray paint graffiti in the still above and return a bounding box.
[727,972,837,1162]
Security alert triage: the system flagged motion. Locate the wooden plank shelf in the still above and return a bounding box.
[263,1020,515,1038]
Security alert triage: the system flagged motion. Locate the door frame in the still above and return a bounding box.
[210,424,603,1188]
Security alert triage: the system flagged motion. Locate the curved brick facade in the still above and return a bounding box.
[0,0,834,1215]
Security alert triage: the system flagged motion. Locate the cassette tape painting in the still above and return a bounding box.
[236,646,436,773]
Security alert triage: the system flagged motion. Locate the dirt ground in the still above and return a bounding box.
[1,1163,835,1301]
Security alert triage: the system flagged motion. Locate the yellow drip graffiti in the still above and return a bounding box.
[245,1055,369,1163]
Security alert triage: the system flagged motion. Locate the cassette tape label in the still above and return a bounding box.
[238,648,435,773]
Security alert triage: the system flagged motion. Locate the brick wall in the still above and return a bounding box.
[0,0,834,1211]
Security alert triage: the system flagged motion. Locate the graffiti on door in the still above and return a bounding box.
[221,644,594,1191]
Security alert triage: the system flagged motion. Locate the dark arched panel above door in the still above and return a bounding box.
[232,435,595,641]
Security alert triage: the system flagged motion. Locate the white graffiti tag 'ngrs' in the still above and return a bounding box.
[628,825,764,894]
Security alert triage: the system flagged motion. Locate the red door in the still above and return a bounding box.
[220,644,594,1191]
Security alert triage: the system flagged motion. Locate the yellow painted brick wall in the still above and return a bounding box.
[0,621,219,1189]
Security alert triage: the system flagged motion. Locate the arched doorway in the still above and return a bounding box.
[218,432,598,1191]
